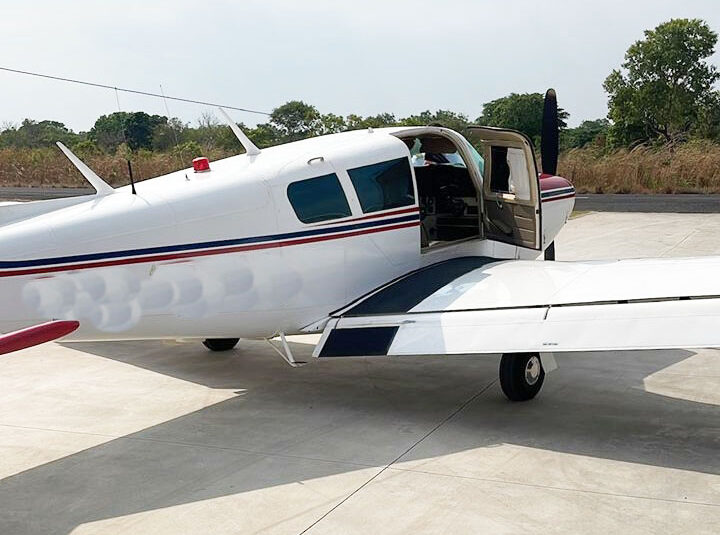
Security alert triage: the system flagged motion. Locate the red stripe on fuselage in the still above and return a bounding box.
[318,206,419,225]
[0,221,420,278]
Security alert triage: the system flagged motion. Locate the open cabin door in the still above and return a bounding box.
[467,127,541,250]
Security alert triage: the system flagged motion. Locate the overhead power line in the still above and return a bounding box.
[0,66,271,116]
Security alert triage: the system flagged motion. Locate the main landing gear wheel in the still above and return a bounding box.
[202,338,239,352]
[499,353,545,401]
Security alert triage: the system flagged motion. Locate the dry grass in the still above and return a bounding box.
[0,147,232,188]
[559,141,720,194]
[2,141,720,194]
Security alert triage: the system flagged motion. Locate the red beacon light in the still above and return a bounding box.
[192,156,211,173]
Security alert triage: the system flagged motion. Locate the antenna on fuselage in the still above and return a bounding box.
[217,107,261,156]
[55,142,115,196]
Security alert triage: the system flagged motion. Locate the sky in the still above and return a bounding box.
[1,0,719,132]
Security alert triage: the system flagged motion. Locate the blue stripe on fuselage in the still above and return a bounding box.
[541,187,575,198]
[0,213,420,269]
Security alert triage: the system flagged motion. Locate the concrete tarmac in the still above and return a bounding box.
[574,193,720,213]
[1,212,719,534]
[2,187,720,213]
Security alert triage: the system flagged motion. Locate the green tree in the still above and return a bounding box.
[124,112,166,151]
[561,119,610,149]
[318,113,347,135]
[477,93,569,145]
[604,18,719,146]
[71,139,102,157]
[400,110,469,133]
[694,91,720,141]
[171,140,203,165]
[186,112,228,150]
[91,112,166,152]
[247,123,282,148]
[0,119,80,148]
[152,117,188,151]
[345,113,397,130]
[269,101,322,142]
[90,112,129,152]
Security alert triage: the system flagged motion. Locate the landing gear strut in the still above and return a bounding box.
[544,241,556,261]
[202,338,239,352]
[499,353,545,401]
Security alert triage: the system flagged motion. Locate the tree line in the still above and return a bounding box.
[1,18,717,160]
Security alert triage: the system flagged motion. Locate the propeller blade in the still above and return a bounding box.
[0,320,79,356]
[540,88,559,176]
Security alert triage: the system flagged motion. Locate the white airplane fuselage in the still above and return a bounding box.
[0,126,574,341]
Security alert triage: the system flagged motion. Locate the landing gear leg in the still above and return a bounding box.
[499,353,545,401]
[203,338,239,352]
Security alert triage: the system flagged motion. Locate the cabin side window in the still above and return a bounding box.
[287,173,352,224]
[347,157,415,213]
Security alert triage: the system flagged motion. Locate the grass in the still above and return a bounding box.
[558,140,720,194]
[0,147,232,188]
[2,141,720,193]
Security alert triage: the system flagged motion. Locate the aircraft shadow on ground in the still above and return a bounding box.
[1,340,718,534]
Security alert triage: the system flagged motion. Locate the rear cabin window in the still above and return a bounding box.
[347,157,415,213]
[287,173,352,223]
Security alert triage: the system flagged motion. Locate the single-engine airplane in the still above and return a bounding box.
[2,90,720,401]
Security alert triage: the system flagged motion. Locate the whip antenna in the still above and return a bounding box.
[115,87,137,195]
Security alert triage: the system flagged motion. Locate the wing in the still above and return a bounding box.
[311,256,720,357]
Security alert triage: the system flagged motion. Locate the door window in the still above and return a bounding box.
[506,147,531,200]
[490,146,511,193]
[489,146,532,200]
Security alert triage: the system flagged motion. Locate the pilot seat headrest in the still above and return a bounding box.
[420,136,457,154]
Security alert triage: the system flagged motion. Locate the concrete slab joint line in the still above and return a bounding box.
[297,381,496,535]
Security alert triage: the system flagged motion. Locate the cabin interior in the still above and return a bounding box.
[397,131,538,252]
[398,134,482,249]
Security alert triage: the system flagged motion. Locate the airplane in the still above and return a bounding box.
[2,89,720,402]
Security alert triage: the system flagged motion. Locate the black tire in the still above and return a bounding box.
[202,338,239,352]
[544,241,556,261]
[499,353,545,401]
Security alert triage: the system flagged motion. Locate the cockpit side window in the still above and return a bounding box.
[347,157,415,213]
[287,173,352,223]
